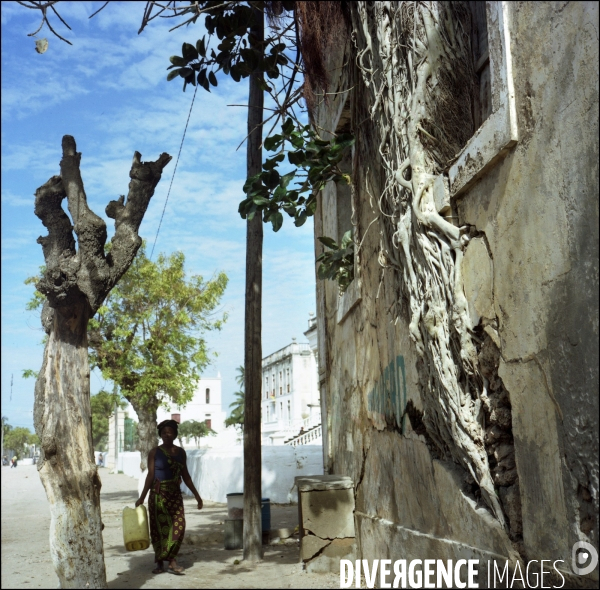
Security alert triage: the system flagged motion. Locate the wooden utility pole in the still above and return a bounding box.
[243,1,264,562]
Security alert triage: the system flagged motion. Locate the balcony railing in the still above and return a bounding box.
[261,411,321,436]
[287,425,322,447]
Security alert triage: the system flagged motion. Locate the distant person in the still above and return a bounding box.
[11,456,17,468]
[135,419,203,575]
[2,455,7,466]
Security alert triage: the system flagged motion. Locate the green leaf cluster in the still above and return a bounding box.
[178,419,216,445]
[224,365,244,430]
[238,118,355,231]
[26,245,229,416]
[163,3,356,288]
[316,230,355,293]
[25,271,45,311]
[88,245,228,413]
[166,2,293,91]
[3,425,38,459]
[165,5,355,234]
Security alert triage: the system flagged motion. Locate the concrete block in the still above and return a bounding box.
[322,537,355,559]
[301,534,329,561]
[301,488,355,539]
[305,539,355,574]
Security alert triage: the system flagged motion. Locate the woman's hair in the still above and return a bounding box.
[157,419,179,437]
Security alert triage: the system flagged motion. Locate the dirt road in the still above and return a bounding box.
[1,464,340,589]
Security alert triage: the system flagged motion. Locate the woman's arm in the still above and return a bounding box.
[135,447,157,507]
[180,449,203,509]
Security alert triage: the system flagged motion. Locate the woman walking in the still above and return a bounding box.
[136,419,203,575]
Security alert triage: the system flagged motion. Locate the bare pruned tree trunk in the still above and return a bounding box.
[243,2,264,563]
[33,136,171,588]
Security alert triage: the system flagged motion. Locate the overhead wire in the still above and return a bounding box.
[150,83,199,260]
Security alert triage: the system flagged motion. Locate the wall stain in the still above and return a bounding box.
[367,355,407,431]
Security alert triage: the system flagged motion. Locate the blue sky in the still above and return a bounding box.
[1,2,317,431]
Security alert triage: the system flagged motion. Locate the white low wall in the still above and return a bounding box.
[117,451,143,480]
[124,445,324,504]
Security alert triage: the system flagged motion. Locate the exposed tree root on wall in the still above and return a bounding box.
[351,1,511,529]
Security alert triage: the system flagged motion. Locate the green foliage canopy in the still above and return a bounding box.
[3,425,38,459]
[27,245,228,414]
[88,245,228,412]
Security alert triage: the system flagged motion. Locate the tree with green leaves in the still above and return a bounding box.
[178,419,216,446]
[225,365,245,430]
[26,244,227,471]
[3,426,39,459]
[87,245,228,472]
[225,390,245,430]
[2,416,12,461]
[90,390,127,451]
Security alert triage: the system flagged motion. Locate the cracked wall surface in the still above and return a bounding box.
[313,1,598,585]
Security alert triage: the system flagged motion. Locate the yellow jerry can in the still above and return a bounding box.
[122,505,150,551]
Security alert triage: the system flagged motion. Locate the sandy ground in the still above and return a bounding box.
[1,464,341,589]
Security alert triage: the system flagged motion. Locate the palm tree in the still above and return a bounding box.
[225,366,245,430]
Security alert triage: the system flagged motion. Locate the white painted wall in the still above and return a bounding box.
[125,445,324,504]
[117,451,143,480]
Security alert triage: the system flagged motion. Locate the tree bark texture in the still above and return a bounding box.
[243,3,265,563]
[33,136,171,588]
[132,400,159,473]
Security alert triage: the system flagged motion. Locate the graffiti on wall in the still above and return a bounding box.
[367,355,407,430]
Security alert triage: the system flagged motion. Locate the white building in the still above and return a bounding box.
[155,375,227,436]
[113,375,235,456]
[261,333,320,445]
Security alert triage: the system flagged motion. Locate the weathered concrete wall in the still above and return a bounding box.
[314,1,598,584]
[457,0,599,563]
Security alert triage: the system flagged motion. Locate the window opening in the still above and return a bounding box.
[470,1,492,130]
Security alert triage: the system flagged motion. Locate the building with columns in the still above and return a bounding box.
[261,326,320,445]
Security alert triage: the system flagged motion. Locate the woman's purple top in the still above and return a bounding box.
[154,446,184,481]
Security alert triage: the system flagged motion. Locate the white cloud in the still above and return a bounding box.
[1,140,61,172]
[1,188,33,207]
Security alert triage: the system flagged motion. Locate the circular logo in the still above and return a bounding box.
[572,541,598,576]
